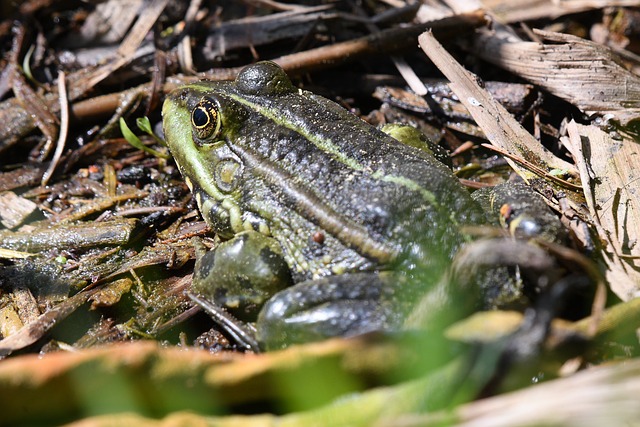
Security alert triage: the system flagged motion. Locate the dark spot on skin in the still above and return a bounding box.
[259,245,277,260]
[236,275,253,290]
[259,246,288,272]
[198,251,215,278]
[312,231,325,244]
[214,287,227,303]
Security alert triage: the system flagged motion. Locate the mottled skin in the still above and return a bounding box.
[472,182,565,244]
[162,62,486,349]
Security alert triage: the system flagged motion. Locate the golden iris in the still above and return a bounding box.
[191,98,221,142]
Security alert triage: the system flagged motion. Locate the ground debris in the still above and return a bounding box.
[0,1,639,425]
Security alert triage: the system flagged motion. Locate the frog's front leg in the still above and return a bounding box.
[256,272,406,351]
[190,231,293,350]
[191,232,403,351]
[192,231,293,318]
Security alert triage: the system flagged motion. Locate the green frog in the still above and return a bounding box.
[162,61,487,351]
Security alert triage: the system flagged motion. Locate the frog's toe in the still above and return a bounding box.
[256,273,402,350]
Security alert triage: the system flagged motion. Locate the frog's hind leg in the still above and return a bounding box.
[256,272,403,350]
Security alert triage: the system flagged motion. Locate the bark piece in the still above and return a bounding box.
[565,121,640,300]
[472,26,640,124]
[0,191,38,229]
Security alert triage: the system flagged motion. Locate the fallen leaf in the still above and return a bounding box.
[565,120,640,300]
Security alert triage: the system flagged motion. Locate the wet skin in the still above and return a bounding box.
[162,61,487,350]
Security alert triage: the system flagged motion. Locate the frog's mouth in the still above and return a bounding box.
[192,189,237,239]
[163,95,237,237]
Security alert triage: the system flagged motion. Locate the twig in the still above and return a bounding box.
[481,143,582,191]
[41,71,69,187]
[204,11,486,79]
[418,30,578,185]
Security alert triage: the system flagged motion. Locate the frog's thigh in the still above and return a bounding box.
[256,272,403,350]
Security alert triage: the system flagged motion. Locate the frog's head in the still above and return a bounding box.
[162,62,295,238]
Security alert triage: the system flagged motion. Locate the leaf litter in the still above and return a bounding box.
[0,1,640,425]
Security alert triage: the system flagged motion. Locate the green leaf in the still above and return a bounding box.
[135,116,166,146]
[119,117,170,159]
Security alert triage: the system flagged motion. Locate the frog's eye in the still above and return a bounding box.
[191,98,222,143]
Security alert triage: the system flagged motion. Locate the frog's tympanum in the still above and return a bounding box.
[162,61,487,350]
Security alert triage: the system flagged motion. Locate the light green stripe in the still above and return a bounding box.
[226,93,445,211]
[228,93,362,171]
[372,171,438,206]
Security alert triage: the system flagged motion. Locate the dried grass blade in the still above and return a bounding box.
[11,71,58,154]
[483,0,640,23]
[418,30,577,182]
[41,72,69,187]
[0,288,99,358]
[565,121,640,300]
[471,26,640,124]
[70,0,170,97]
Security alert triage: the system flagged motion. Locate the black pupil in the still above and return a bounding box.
[193,107,209,127]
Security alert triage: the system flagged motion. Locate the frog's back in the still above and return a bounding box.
[163,62,490,349]
[222,65,485,258]
[165,61,485,277]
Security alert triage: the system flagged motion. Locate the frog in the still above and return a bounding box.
[162,61,489,351]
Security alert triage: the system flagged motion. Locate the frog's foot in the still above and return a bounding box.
[188,292,260,352]
[256,272,404,350]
